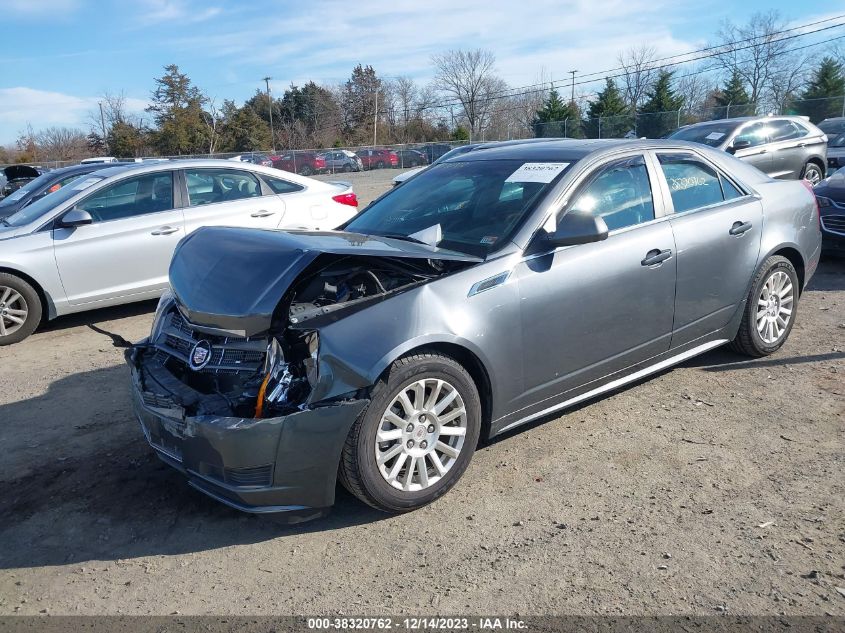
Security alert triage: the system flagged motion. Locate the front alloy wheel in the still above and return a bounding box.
[340,352,481,513]
[0,273,42,345]
[375,378,468,492]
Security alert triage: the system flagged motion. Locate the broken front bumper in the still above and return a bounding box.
[126,343,369,521]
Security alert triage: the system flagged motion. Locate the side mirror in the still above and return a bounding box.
[58,208,93,228]
[543,211,609,248]
[728,139,751,154]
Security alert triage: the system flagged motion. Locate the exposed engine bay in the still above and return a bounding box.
[135,254,463,420]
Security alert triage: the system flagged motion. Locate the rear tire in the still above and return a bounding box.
[0,273,42,345]
[376,161,385,170]
[342,164,352,173]
[801,161,823,185]
[729,255,798,357]
[299,165,313,176]
[339,352,481,513]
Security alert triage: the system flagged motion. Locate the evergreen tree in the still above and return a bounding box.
[799,57,845,122]
[583,78,632,138]
[146,64,209,155]
[340,65,384,143]
[638,70,684,138]
[713,70,752,118]
[533,88,583,137]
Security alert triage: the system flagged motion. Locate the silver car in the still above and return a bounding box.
[668,116,828,184]
[0,159,359,344]
[127,139,822,520]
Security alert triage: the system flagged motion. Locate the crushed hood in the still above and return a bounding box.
[3,165,40,181]
[169,226,480,336]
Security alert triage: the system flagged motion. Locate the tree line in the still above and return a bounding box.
[6,10,845,164]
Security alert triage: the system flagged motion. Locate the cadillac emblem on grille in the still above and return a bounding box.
[188,339,213,371]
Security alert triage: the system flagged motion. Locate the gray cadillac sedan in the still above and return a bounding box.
[127,139,822,522]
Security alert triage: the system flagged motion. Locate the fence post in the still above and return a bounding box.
[564,118,568,138]
[677,109,681,130]
[842,95,845,118]
[598,117,602,139]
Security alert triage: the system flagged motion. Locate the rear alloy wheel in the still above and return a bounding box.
[802,162,823,185]
[0,273,42,345]
[730,256,798,357]
[340,352,481,513]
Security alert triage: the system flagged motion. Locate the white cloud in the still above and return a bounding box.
[0,88,148,146]
[4,0,79,17]
[136,0,221,25]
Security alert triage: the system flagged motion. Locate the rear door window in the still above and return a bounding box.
[657,153,745,213]
[184,169,262,206]
[264,175,304,195]
[734,122,769,147]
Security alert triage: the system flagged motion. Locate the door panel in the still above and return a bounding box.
[53,209,185,305]
[654,152,763,347]
[515,222,677,410]
[53,171,184,305]
[515,154,676,412]
[181,168,286,233]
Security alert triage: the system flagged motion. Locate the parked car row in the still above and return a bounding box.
[0,159,359,344]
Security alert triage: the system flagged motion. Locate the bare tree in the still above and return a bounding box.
[618,45,658,110]
[33,127,88,161]
[676,70,713,118]
[432,49,503,139]
[711,11,801,108]
[202,96,222,154]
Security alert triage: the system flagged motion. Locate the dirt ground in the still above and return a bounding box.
[0,171,843,616]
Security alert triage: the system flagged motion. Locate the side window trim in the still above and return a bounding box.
[652,150,751,216]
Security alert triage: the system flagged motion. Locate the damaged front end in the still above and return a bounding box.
[127,227,479,517]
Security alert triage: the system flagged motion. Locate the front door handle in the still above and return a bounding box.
[641,249,672,267]
[729,221,753,236]
[151,226,179,236]
[250,210,275,218]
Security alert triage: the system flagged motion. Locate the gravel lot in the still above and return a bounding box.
[0,170,842,616]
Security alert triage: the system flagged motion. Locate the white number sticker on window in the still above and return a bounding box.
[505,162,570,184]
[72,177,102,191]
[705,132,725,141]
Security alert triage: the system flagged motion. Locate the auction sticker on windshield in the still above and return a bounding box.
[72,177,102,191]
[506,162,569,183]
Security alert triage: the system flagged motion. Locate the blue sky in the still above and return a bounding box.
[0,0,840,145]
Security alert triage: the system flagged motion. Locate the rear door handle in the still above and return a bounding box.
[641,249,672,267]
[250,210,275,218]
[729,221,753,236]
[151,226,179,236]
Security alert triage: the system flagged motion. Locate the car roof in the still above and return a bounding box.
[680,115,814,128]
[447,138,729,162]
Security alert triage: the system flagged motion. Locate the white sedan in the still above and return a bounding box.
[0,159,359,344]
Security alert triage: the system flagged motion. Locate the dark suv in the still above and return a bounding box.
[668,116,828,184]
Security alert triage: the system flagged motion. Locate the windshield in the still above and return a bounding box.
[344,159,571,256]
[0,172,55,208]
[4,176,104,227]
[829,133,845,148]
[668,122,740,147]
[819,120,845,136]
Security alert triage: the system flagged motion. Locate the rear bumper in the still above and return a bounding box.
[126,343,369,521]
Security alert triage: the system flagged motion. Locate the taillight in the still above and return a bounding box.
[315,157,326,167]
[800,179,821,230]
[332,192,358,207]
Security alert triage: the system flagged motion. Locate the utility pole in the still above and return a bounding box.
[373,90,378,147]
[98,101,108,153]
[263,76,275,153]
[568,70,577,103]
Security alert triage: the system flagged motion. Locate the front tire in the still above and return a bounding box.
[730,256,798,357]
[0,273,42,345]
[299,165,313,176]
[339,352,481,513]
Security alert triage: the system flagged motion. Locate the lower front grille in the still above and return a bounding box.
[822,215,845,235]
[224,464,273,487]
